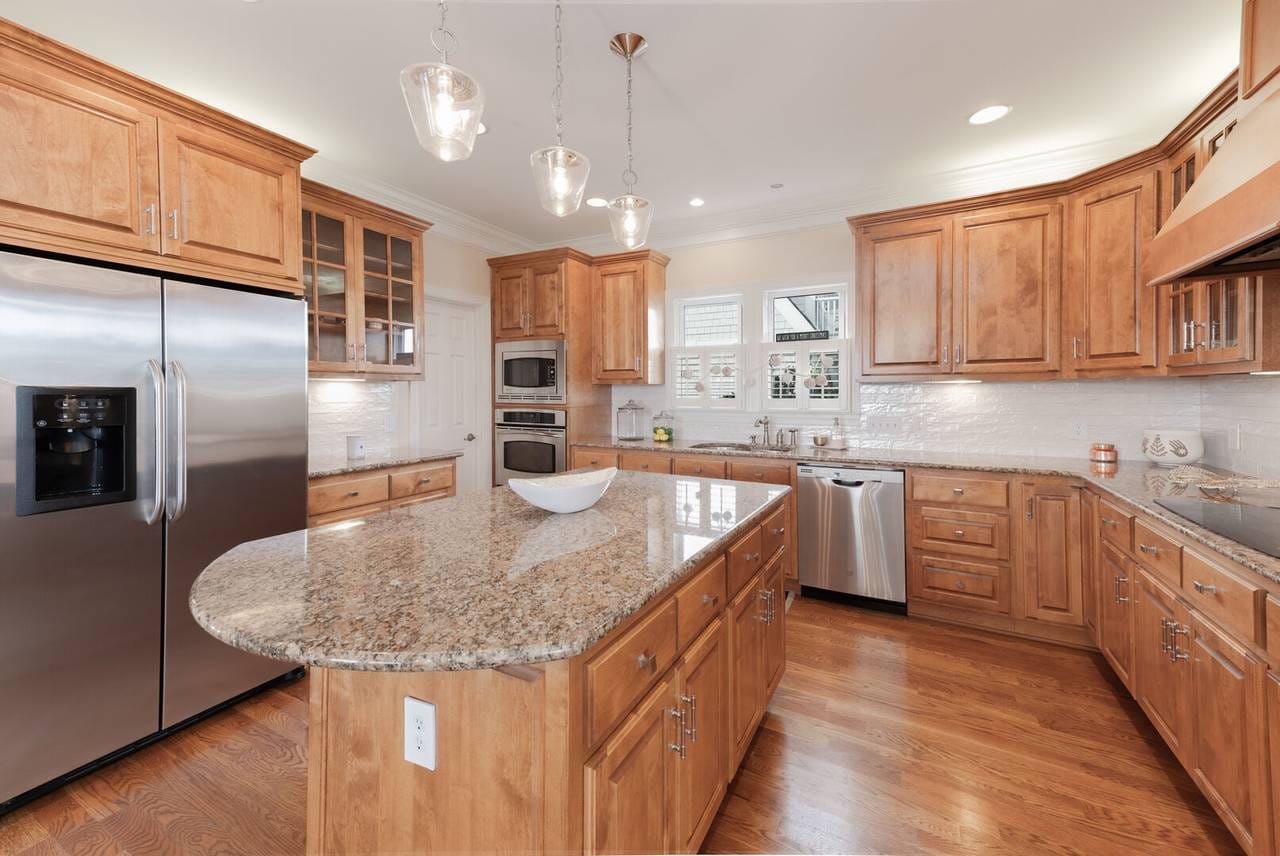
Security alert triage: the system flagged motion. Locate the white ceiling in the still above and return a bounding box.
[5,0,1241,253]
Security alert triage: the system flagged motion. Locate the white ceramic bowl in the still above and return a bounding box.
[1142,430,1204,467]
[509,467,617,514]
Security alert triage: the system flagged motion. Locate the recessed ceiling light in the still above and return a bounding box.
[476,122,488,135]
[968,105,1011,125]
[770,183,783,190]
[689,197,705,207]
[586,197,608,208]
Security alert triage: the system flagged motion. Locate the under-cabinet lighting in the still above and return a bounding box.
[1251,371,1280,375]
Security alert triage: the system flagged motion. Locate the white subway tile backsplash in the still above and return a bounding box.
[308,380,412,462]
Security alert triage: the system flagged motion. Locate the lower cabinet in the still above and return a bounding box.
[728,570,766,767]
[1097,542,1136,688]
[763,558,787,695]
[1019,482,1084,625]
[675,618,729,853]
[306,459,457,526]
[1134,570,1192,760]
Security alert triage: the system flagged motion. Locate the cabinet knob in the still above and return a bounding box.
[952,487,965,495]
[701,593,719,606]
[954,580,966,591]
[953,529,966,538]
[418,477,433,485]
[1139,544,1159,555]
[635,651,656,672]
[346,490,360,497]
[771,527,785,536]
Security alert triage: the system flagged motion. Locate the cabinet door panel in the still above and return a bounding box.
[0,55,161,254]
[1134,571,1191,761]
[857,217,952,375]
[159,119,299,281]
[493,267,529,339]
[728,574,764,766]
[1201,278,1255,365]
[677,619,728,854]
[1067,171,1157,370]
[1188,615,1269,854]
[1241,0,1280,98]
[1097,543,1135,687]
[585,673,678,856]
[954,204,1061,373]
[593,262,645,381]
[763,558,786,695]
[528,263,564,337]
[1019,483,1083,625]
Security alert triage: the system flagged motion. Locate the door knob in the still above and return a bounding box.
[464,433,476,441]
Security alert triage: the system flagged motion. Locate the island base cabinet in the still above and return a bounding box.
[675,618,729,855]
[729,571,766,768]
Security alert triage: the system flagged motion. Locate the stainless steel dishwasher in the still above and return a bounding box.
[797,465,906,606]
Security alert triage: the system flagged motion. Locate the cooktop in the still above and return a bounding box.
[1153,497,1280,559]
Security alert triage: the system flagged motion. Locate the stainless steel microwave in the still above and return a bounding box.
[495,339,566,403]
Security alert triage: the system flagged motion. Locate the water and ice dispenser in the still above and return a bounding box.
[16,387,136,516]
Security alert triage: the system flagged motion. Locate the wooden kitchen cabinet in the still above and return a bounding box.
[952,203,1062,374]
[618,450,673,474]
[728,571,766,767]
[591,250,669,384]
[856,215,953,376]
[1164,276,1266,374]
[493,266,532,339]
[1187,614,1271,854]
[762,556,787,695]
[1241,0,1280,99]
[306,458,456,527]
[0,19,314,293]
[584,672,679,856]
[1097,542,1136,688]
[1018,481,1083,626]
[301,181,428,379]
[674,618,729,854]
[1134,570,1193,761]
[491,260,566,340]
[1064,169,1159,372]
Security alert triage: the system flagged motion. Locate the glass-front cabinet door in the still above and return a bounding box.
[1201,278,1252,365]
[302,204,359,372]
[1166,282,1199,368]
[360,222,421,375]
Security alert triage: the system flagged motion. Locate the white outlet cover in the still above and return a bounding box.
[404,696,437,771]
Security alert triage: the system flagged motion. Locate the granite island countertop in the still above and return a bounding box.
[308,446,463,479]
[575,436,1280,585]
[190,471,789,672]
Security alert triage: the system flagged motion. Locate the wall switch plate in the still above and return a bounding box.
[866,416,904,434]
[1070,420,1087,440]
[404,696,436,770]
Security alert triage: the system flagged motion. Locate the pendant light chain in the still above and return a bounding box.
[622,52,637,192]
[431,0,454,65]
[552,0,564,146]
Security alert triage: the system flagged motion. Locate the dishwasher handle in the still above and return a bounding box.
[832,479,866,488]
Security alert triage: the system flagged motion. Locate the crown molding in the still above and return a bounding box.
[300,156,537,256]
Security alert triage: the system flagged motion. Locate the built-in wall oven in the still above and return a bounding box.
[495,339,565,404]
[495,409,566,485]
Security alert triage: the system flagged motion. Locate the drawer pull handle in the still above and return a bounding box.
[418,477,433,485]
[1192,580,1218,595]
[954,580,966,591]
[753,472,764,479]
[953,529,966,538]
[1139,544,1159,555]
[743,552,760,562]
[1101,518,1121,527]
[694,466,703,473]
[952,487,965,495]
[701,593,719,606]
[635,651,657,672]
[346,491,360,497]
[770,527,785,536]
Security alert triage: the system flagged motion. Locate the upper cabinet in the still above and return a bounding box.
[591,250,668,384]
[1163,276,1280,375]
[0,19,313,293]
[491,259,567,340]
[1241,0,1280,100]
[301,181,429,379]
[1065,169,1159,372]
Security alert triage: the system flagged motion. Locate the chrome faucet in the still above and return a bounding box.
[752,416,770,447]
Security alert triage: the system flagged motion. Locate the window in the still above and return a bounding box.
[770,290,842,339]
[671,297,744,408]
[762,286,849,412]
[682,301,742,346]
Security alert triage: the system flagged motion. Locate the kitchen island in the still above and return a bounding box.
[191,471,790,855]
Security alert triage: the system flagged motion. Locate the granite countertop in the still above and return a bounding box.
[576,437,1280,585]
[308,447,463,479]
[191,472,788,672]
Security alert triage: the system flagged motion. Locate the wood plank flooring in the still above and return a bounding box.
[0,598,1240,855]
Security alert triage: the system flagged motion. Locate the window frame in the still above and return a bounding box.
[669,294,746,410]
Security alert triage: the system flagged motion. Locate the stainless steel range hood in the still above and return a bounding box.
[1145,85,1280,286]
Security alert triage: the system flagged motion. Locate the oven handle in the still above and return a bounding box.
[497,429,565,438]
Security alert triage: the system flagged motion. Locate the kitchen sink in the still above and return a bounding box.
[689,442,755,451]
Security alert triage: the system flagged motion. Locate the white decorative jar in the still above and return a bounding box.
[1142,430,1204,467]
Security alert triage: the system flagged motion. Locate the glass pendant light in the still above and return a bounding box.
[400,0,485,162]
[607,33,654,250]
[530,0,590,216]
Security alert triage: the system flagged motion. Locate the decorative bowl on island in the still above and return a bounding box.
[508,467,618,514]
[1142,430,1204,467]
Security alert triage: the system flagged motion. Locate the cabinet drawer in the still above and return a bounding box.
[1181,550,1263,644]
[308,474,390,516]
[675,556,727,648]
[672,456,727,479]
[727,525,764,595]
[912,554,1009,614]
[1098,498,1134,552]
[911,506,1010,560]
[761,503,788,561]
[389,462,453,499]
[571,448,619,470]
[618,451,672,474]
[727,460,791,485]
[585,597,678,746]
[1133,519,1182,586]
[911,473,1009,509]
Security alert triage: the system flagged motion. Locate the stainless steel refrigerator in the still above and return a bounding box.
[0,249,307,808]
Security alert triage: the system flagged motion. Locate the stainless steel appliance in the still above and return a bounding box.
[797,465,906,605]
[495,408,566,485]
[0,250,306,809]
[495,339,566,404]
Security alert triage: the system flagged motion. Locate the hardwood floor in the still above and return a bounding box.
[0,598,1239,855]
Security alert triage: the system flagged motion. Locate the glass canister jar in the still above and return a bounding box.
[616,399,647,441]
[652,410,674,443]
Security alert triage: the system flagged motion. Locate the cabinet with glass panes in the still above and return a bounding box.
[300,180,429,378]
[1163,275,1280,375]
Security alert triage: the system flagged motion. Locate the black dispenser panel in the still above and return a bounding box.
[16,387,136,516]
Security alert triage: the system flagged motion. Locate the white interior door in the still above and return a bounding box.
[417,294,487,491]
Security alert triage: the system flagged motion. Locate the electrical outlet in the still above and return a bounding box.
[1070,420,1087,440]
[1230,424,1243,451]
[867,416,904,434]
[404,696,436,770]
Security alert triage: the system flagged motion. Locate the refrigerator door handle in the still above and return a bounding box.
[145,359,166,525]
[167,359,190,523]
